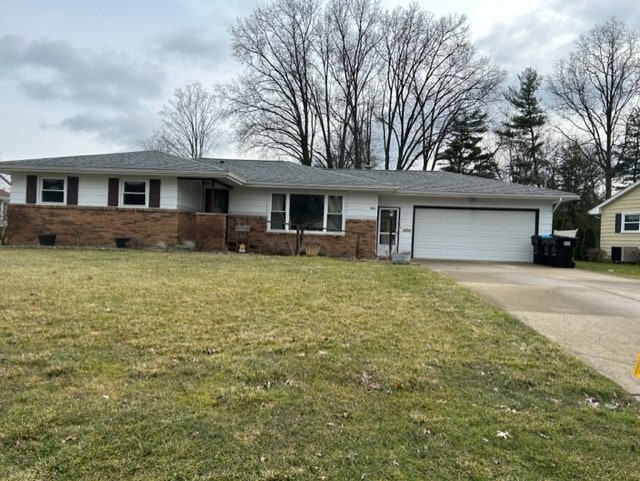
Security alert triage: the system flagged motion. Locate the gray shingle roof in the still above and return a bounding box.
[0,151,576,199]
[202,158,392,189]
[338,170,577,199]
[0,151,227,173]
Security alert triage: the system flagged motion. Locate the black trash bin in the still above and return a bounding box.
[531,235,542,264]
[551,235,576,268]
[540,235,554,266]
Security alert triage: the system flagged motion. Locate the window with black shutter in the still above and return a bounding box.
[26,175,37,204]
[108,178,119,206]
[67,176,79,205]
[149,179,161,208]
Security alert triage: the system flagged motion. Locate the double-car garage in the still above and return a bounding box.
[412,207,538,262]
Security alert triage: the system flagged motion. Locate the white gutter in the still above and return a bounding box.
[393,191,579,201]
[0,166,246,186]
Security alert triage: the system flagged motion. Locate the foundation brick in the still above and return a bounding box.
[7,205,375,257]
[226,215,376,258]
[7,204,226,249]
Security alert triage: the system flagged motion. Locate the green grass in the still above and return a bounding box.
[1,248,639,480]
[576,260,640,279]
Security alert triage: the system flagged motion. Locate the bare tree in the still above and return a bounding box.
[325,0,382,169]
[547,18,640,198]
[378,10,504,170]
[225,0,502,171]
[378,5,431,170]
[141,82,224,159]
[223,0,320,165]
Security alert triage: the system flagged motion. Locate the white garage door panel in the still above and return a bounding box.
[413,209,536,262]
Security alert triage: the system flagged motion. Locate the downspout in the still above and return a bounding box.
[553,197,564,214]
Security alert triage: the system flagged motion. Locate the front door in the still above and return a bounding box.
[377,208,399,257]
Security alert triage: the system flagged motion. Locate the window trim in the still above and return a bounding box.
[268,192,345,234]
[622,212,640,233]
[40,177,66,204]
[121,179,148,207]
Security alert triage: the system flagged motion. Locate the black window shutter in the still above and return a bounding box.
[149,179,161,208]
[615,213,622,233]
[26,175,37,204]
[108,178,119,207]
[67,176,79,205]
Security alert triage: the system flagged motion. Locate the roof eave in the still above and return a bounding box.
[394,190,579,201]
[0,165,246,185]
[244,181,395,191]
[587,207,601,215]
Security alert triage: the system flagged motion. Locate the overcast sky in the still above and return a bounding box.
[1,0,639,161]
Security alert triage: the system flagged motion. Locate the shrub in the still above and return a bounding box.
[586,247,608,262]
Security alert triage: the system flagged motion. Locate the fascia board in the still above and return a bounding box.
[0,165,246,185]
[392,190,579,201]
[245,181,396,192]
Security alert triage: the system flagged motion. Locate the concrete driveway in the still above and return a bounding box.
[422,260,640,396]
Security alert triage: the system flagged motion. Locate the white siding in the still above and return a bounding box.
[160,177,178,210]
[77,174,107,206]
[229,187,270,216]
[8,173,179,209]
[345,191,378,220]
[9,173,26,203]
[229,188,379,220]
[176,179,200,211]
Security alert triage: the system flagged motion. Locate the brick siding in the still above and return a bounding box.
[226,215,376,258]
[6,204,226,249]
[7,205,376,257]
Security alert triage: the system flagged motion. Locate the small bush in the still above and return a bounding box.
[586,247,608,262]
[303,241,321,257]
[0,206,30,245]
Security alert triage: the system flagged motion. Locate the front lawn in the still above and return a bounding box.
[1,248,639,480]
[575,260,640,279]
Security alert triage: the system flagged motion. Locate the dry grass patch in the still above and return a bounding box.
[1,248,639,480]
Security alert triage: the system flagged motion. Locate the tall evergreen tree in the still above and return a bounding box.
[549,141,601,260]
[497,68,548,185]
[437,109,497,178]
[617,107,640,186]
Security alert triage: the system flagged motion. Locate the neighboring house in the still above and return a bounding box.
[0,151,577,261]
[589,181,640,262]
[0,188,8,227]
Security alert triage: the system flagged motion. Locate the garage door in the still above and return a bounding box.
[413,208,537,262]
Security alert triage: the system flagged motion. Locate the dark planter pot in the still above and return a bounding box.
[115,237,132,248]
[37,234,56,246]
